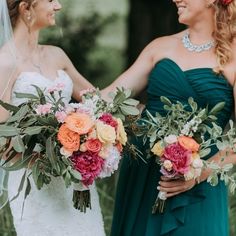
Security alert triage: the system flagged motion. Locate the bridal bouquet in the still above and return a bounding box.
[0,84,139,212]
[138,96,236,213]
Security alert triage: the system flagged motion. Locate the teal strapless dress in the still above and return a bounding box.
[111,58,234,236]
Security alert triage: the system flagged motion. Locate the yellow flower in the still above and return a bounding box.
[116,118,127,145]
[151,141,164,156]
[96,121,116,144]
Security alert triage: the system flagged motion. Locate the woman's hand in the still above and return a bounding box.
[158,176,196,198]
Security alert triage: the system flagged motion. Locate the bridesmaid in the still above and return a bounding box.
[102,0,236,235]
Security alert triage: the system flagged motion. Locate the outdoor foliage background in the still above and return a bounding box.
[0,0,235,235]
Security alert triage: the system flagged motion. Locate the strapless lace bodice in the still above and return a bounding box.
[8,70,105,236]
[11,70,73,106]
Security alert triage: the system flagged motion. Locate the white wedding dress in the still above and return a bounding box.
[8,70,106,236]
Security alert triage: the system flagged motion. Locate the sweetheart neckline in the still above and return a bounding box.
[18,69,67,83]
[155,58,233,88]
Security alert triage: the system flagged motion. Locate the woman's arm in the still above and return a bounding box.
[101,37,168,99]
[0,54,17,122]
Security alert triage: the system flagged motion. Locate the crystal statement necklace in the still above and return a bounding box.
[182,31,215,53]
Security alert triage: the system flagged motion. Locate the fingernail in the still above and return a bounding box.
[157,186,160,190]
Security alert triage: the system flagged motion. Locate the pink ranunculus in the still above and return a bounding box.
[99,113,118,129]
[55,111,67,123]
[163,143,192,175]
[70,151,104,186]
[35,103,52,115]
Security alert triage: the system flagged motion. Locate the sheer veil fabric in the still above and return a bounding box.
[0,0,17,209]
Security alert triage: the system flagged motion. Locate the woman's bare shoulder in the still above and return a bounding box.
[144,30,186,64]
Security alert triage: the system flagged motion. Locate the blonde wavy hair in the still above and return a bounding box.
[213,0,236,73]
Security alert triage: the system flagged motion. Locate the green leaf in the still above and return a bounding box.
[0,137,7,147]
[199,148,211,158]
[0,125,19,137]
[10,170,27,202]
[7,105,29,123]
[209,102,225,115]
[123,98,139,106]
[12,135,25,153]
[120,105,139,116]
[160,96,172,106]
[70,169,82,180]
[0,100,19,113]
[15,92,39,100]
[24,126,43,135]
[46,137,60,174]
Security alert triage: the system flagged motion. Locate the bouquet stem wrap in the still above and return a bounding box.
[73,183,91,213]
[152,191,167,214]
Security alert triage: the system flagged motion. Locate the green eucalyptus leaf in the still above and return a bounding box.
[0,100,19,113]
[24,126,43,135]
[160,96,172,106]
[7,105,29,123]
[70,169,82,181]
[123,98,139,106]
[12,135,25,153]
[10,170,27,202]
[209,102,225,115]
[15,92,39,100]
[120,105,139,116]
[46,136,59,174]
[199,148,211,158]
[0,125,19,137]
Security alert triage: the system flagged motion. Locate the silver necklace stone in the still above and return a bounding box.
[182,31,215,53]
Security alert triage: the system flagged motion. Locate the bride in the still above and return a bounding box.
[0,0,105,235]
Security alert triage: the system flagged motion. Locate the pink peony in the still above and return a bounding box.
[163,143,192,175]
[71,151,104,186]
[99,113,118,128]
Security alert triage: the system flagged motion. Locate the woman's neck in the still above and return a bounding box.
[13,24,40,57]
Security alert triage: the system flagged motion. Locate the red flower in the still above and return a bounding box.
[71,151,104,186]
[220,0,233,6]
[99,113,118,128]
[162,143,192,175]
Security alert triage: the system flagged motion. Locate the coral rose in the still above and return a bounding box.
[178,136,200,152]
[57,124,80,152]
[64,112,94,135]
[85,139,102,153]
[96,121,116,144]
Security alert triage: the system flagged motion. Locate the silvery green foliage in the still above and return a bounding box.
[138,96,236,193]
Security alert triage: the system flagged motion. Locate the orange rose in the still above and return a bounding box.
[64,112,94,135]
[57,124,80,152]
[85,139,102,153]
[178,136,200,152]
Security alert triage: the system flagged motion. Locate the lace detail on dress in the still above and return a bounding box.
[8,71,105,236]
[11,70,73,106]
